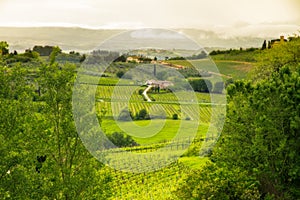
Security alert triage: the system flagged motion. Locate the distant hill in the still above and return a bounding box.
[0,27,266,52]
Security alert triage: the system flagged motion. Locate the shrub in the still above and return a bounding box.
[176,163,261,200]
[116,71,124,78]
[117,108,133,121]
[136,109,149,120]
[172,113,178,120]
[107,132,138,147]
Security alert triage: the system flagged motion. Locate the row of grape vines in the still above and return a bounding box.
[95,101,212,122]
[103,162,192,199]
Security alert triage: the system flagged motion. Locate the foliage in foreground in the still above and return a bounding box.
[176,163,261,199]
[177,37,300,199]
[0,51,111,199]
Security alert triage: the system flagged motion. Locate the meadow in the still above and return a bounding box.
[166,58,254,80]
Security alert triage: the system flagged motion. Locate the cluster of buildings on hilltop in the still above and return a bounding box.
[263,36,288,49]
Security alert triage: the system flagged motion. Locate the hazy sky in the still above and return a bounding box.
[0,0,299,36]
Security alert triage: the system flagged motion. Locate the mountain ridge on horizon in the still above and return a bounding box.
[0,26,274,52]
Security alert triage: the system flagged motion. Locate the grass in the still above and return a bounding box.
[214,60,253,79]
[102,119,209,145]
[178,156,210,169]
[77,74,137,85]
[165,59,253,80]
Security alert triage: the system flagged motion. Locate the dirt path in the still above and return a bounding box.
[142,85,153,102]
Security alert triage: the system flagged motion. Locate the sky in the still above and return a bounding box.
[0,0,299,37]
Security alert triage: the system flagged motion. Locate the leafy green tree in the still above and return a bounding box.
[189,79,212,93]
[0,65,38,199]
[0,41,9,55]
[0,49,112,199]
[107,132,138,147]
[116,71,124,78]
[37,59,111,199]
[172,113,178,120]
[212,66,300,199]
[176,163,261,199]
[49,46,62,65]
[33,45,61,56]
[136,108,149,120]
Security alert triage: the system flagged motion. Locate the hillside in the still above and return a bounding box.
[165,59,254,80]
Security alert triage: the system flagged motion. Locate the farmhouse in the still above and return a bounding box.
[270,36,287,48]
[145,80,174,89]
[126,56,141,63]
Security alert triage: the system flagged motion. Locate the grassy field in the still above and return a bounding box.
[165,59,254,79]
[102,119,209,145]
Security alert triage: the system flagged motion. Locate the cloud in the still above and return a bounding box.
[0,0,299,38]
[130,29,185,39]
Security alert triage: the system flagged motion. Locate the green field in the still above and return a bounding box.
[166,59,254,79]
[102,119,209,145]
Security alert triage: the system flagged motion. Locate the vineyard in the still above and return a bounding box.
[95,84,214,122]
[104,157,209,199]
[96,101,212,122]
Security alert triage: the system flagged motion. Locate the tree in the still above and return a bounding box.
[261,40,267,50]
[49,46,62,65]
[136,108,149,120]
[176,163,260,199]
[172,113,178,120]
[37,59,111,199]
[33,45,61,56]
[0,41,9,55]
[0,65,38,199]
[114,55,126,62]
[107,132,138,147]
[212,66,300,199]
[116,71,124,78]
[189,79,212,93]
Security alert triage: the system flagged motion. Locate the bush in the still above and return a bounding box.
[172,113,178,120]
[116,71,124,78]
[136,109,149,120]
[189,79,212,93]
[138,89,144,95]
[117,108,133,121]
[107,132,138,147]
[176,163,261,200]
